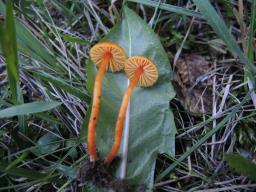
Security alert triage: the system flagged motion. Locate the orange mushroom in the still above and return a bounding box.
[104,56,159,164]
[88,42,127,161]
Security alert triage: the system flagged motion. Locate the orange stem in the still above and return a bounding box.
[87,53,111,161]
[105,67,144,164]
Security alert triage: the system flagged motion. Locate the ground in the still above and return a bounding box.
[0,0,256,191]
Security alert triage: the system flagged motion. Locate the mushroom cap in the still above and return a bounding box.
[125,56,159,87]
[90,42,127,72]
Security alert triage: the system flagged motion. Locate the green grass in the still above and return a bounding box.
[0,0,256,191]
[0,0,27,134]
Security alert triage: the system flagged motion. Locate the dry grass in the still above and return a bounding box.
[0,0,256,191]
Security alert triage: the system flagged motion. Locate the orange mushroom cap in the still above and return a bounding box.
[90,42,127,72]
[125,56,159,87]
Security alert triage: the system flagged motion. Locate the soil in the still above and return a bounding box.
[79,159,135,192]
[173,54,213,114]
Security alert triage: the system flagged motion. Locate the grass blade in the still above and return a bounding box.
[247,0,256,62]
[225,153,256,181]
[193,0,256,73]
[0,0,19,103]
[155,92,251,182]
[0,161,65,184]
[128,0,202,18]
[0,1,60,73]
[0,101,62,118]
[0,0,27,133]
[193,0,256,108]
[5,151,28,171]
[29,71,90,102]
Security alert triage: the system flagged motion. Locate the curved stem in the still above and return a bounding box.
[87,54,111,161]
[105,68,143,164]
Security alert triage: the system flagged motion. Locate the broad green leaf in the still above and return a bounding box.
[55,164,77,179]
[225,153,256,181]
[83,6,176,190]
[0,101,62,118]
[65,140,78,158]
[34,132,61,156]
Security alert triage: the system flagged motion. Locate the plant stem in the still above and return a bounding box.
[105,67,143,164]
[87,54,111,161]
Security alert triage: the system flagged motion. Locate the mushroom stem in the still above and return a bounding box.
[104,66,144,164]
[88,52,112,161]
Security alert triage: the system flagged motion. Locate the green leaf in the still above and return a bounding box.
[225,153,256,181]
[83,6,176,189]
[0,0,27,132]
[0,101,62,118]
[55,164,77,179]
[0,0,19,103]
[247,0,256,63]
[5,151,29,171]
[33,132,61,156]
[61,33,89,45]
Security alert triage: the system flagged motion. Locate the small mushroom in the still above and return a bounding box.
[88,42,127,161]
[104,56,159,164]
